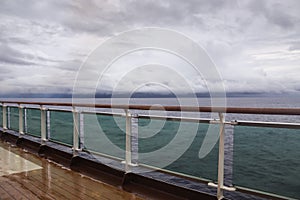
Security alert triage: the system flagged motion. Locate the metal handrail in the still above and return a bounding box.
[1,102,300,129]
[233,120,300,129]
[1,100,300,115]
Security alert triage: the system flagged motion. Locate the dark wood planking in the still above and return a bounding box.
[49,169,104,199]
[0,181,16,200]
[2,142,142,200]
[49,165,144,200]
[15,162,92,200]
[3,152,98,200]
[6,174,55,200]
[30,173,83,200]
[8,171,68,200]
[0,141,145,200]
[0,177,28,200]
[5,178,40,200]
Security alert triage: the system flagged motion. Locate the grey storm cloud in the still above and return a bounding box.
[289,42,300,51]
[0,44,36,65]
[2,0,298,35]
[0,0,300,95]
[247,0,299,29]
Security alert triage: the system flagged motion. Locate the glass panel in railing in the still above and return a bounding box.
[25,108,41,137]
[233,126,300,199]
[83,113,125,160]
[138,118,219,181]
[0,105,2,127]
[49,110,73,146]
[9,107,19,131]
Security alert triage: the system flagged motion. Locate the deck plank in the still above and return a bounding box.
[6,179,39,200]
[0,177,27,200]
[0,182,15,200]
[0,142,145,200]
[7,174,55,200]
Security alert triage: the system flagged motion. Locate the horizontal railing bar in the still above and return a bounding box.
[235,186,295,200]
[135,163,212,184]
[83,149,124,162]
[48,139,73,147]
[137,114,212,123]
[81,111,125,117]
[23,107,41,110]
[207,182,236,192]
[47,108,73,112]
[2,105,19,108]
[1,101,300,115]
[1,104,41,109]
[24,132,41,138]
[233,120,300,129]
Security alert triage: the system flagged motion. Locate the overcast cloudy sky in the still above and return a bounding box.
[0,0,300,96]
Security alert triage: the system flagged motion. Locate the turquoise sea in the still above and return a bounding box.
[1,96,299,199]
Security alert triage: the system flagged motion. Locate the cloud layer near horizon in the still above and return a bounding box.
[0,0,300,95]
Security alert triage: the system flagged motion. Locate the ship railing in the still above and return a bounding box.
[0,101,299,200]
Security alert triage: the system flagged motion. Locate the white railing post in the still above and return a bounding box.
[125,109,132,172]
[73,107,79,155]
[18,104,24,135]
[79,113,84,150]
[47,110,51,139]
[2,104,7,130]
[24,108,28,133]
[40,106,47,144]
[7,107,10,129]
[217,112,225,200]
[131,114,139,165]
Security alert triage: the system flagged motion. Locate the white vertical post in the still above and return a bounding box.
[79,113,84,149]
[125,109,132,172]
[41,106,47,144]
[18,104,24,135]
[217,113,225,200]
[2,105,7,130]
[73,107,79,155]
[47,111,51,139]
[7,107,10,129]
[24,108,28,133]
[131,115,139,165]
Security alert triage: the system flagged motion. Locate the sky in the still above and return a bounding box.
[0,0,300,96]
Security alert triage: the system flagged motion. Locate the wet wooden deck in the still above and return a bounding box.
[0,141,145,200]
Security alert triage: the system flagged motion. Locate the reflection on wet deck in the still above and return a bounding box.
[0,146,42,176]
[0,142,144,200]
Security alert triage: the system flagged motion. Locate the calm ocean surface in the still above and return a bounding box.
[1,96,299,199]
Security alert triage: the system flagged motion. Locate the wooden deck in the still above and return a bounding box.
[0,141,145,200]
